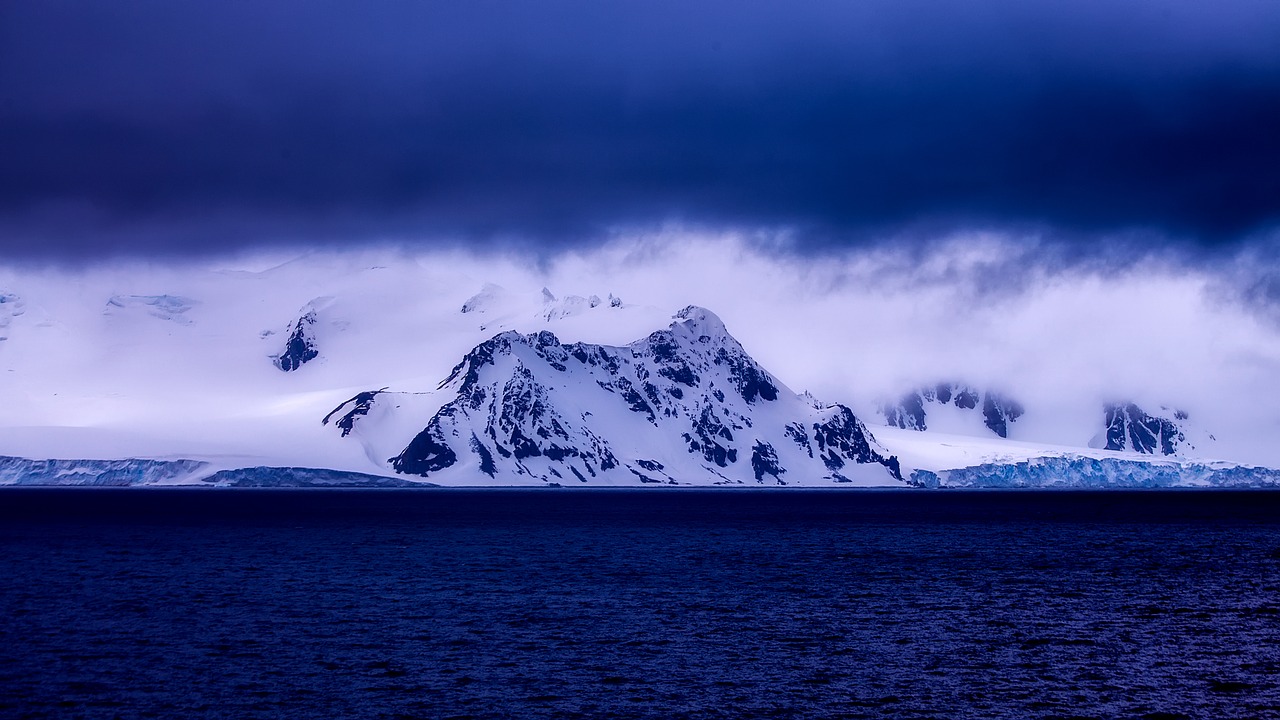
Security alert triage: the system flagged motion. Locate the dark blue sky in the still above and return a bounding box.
[2,0,1279,258]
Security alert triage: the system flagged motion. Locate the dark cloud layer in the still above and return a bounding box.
[2,0,1279,257]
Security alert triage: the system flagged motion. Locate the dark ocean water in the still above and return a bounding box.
[2,489,1280,720]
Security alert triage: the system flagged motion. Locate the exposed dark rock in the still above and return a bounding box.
[391,416,459,475]
[882,391,927,431]
[953,387,979,409]
[813,406,902,480]
[1103,402,1189,455]
[322,390,386,437]
[880,382,1024,438]
[274,310,319,372]
[982,392,1025,439]
[628,467,664,483]
[470,434,496,476]
[751,441,785,483]
[934,384,953,404]
[680,404,741,468]
[659,364,699,387]
[715,347,779,403]
[785,423,813,457]
[617,378,655,422]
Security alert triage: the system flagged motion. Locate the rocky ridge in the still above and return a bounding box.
[335,306,903,485]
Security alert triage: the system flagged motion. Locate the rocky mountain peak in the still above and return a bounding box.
[672,305,728,339]
[347,306,902,485]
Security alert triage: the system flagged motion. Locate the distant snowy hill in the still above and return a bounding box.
[105,294,198,325]
[875,385,1220,462]
[330,307,903,486]
[460,283,629,330]
[878,383,1025,438]
[1090,402,1213,456]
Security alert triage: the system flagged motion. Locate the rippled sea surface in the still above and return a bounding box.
[2,489,1280,719]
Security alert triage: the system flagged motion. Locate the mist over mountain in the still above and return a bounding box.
[0,239,1277,486]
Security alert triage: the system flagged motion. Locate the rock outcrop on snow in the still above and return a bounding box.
[1099,402,1196,456]
[879,382,1025,438]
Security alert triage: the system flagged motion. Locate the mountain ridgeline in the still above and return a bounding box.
[332,307,903,485]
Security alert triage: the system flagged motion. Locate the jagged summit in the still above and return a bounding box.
[460,283,508,314]
[338,307,902,485]
[671,305,728,338]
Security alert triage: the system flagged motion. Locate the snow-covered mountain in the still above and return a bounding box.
[0,250,1274,487]
[329,307,903,485]
[105,294,198,325]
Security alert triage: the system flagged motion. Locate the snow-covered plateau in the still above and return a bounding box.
[1,250,1278,488]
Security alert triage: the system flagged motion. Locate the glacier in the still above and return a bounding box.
[912,456,1280,489]
[0,456,429,488]
[5,452,1280,488]
[0,456,209,486]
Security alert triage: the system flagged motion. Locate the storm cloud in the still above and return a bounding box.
[2,0,1279,257]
